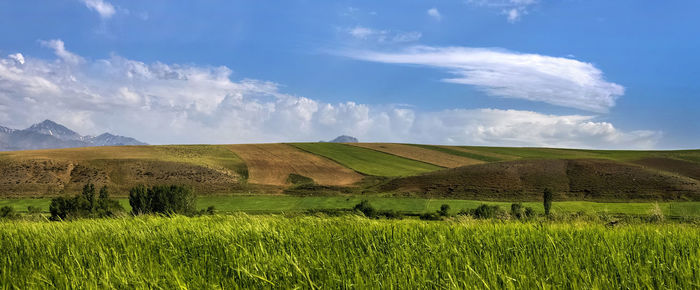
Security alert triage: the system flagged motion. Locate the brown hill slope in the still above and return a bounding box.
[227,144,363,186]
[380,159,700,201]
[0,146,246,197]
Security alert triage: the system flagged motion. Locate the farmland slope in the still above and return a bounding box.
[227,144,363,186]
[350,143,483,168]
[291,143,442,176]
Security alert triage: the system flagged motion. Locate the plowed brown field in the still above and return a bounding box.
[351,143,483,168]
[227,144,363,186]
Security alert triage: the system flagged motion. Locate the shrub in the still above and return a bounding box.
[419,212,442,221]
[380,209,404,220]
[49,183,124,220]
[472,204,502,219]
[543,188,553,216]
[511,203,525,219]
[524,207,535,218]
[128,185,197,216]
[353,200,377,218]
[438,204,451,217]
[27,206,42,214]
[0,206,17,219]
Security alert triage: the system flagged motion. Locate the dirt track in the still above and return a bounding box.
[228,144,363,186]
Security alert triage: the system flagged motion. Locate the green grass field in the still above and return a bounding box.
[410,144,505,162]
[0,215,697,288]
[291,143,442,176]
[2,196,698,217]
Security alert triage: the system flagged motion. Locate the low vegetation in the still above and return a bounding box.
[0,215,697,288]
[128,185,196,216]
[48,183,124,220]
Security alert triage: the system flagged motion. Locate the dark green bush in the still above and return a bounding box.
[27,206,42,214]
[0,206,17,219]
[354,200,377,218]
[525,207,535,218]
[419,212,442,221]
[511,203,525,219]
[438,204,451,217]
[472,204,502,219]
[49,183,124,220]
[128,185,196,216]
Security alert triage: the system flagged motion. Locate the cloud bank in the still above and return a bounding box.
[0,40,658,148]
[343,46,625,113]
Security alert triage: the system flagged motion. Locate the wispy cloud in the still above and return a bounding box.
[468,0,537,23]
[79,0,116,19]
[346,26,422,43]
[427,8,442,21]
[0,40,657,148]
[341,45,624,113]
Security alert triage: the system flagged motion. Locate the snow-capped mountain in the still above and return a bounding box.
[0,120,147,151]
[25,120,83,141]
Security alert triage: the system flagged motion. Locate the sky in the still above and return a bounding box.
[0,0,698,149]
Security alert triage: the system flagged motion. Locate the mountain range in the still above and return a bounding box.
[0,120,147,151]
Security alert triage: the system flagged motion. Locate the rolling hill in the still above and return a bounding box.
[0,143,699,200]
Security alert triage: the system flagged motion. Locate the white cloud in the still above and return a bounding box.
[427,8,442,20]
[341,45,624,113]
[80,0,116,19]
[39,39,84,64]
[346,26,422,43]
[0,41,658,149]
[7,53,24,65]
[505,8,521,23]
[468,0,537,22]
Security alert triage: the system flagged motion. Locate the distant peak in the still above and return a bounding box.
[329,135,359,143]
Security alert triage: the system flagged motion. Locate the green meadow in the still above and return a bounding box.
[1,215,698,289]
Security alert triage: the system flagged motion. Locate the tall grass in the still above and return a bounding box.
[1,215,698,288]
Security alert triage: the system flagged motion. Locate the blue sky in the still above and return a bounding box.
[0,0,698,148]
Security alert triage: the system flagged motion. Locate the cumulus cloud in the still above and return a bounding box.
[342,45,625,113]
[427,8,442,20]
[0,41,658,149]
[346,26,422,43]
[80,0,116,19]
[468,0,537,22]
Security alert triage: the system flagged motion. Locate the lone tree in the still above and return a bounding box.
[543,188,553,216]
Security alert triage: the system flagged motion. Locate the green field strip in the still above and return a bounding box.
[408,144,504,162]
[2,197,698,217]
[458,146,611,160]
[290,143,442,176]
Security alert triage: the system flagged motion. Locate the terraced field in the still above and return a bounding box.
[291,143,441,176]
[350,143,482,168]
[227,144,363,186]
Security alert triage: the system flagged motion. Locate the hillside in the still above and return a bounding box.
[0,143,699,200]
